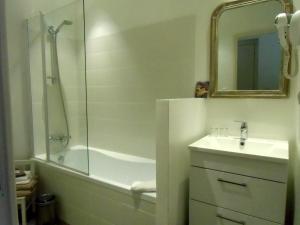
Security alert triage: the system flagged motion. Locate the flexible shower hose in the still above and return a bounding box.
[49,31,70,147]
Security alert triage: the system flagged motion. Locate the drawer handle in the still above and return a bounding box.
[217,178,247,187]
[217,214,246,225]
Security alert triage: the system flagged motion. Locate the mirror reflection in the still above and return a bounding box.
[236,32,281,90]
[214,0,288,95]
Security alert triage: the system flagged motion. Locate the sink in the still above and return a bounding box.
[189,135,289,163]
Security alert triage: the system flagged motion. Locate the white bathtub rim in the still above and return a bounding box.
[71,145,156,164]
[37,146,156,165]
[33,158,156,203]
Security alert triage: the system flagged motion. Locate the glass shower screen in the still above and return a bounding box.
[27,1,88,174]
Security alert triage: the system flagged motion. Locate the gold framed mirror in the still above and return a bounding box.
[210,0,293,98]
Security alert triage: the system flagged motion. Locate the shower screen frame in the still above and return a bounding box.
[27,7,89,175]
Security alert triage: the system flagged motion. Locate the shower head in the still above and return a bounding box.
[55,20,73,33]
[48,20,73,34]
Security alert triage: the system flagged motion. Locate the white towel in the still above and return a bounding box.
[16,171,32,185]
[130,180,156,193]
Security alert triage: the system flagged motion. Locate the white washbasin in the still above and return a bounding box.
[189,135,289,163]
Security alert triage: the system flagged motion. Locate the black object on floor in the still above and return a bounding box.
[36,194,57,225]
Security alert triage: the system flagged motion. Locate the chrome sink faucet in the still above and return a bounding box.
[235,121,248,146]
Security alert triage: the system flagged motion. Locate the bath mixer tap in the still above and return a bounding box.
[49,135,70,143]
[235,121,248,146]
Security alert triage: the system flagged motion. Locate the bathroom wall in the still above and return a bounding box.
[28,0,77,15]
[4,0,82,160]
[84,0,298,160]
[28,1,87,158]
[84,0,200,159]
[4,0,34,159]
[188,0,297,140]
[27,16,47,156]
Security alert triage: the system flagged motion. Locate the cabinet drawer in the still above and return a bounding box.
[190,167,286,223]
[191,150,288,183]
[190,200,281,225]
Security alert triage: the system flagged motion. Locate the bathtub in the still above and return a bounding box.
[34,145,156,225]
[65,145,156,191]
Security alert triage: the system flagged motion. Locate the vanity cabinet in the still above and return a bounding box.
[189,139,289,225]
[190,200,280,225]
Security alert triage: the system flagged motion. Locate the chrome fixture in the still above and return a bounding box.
[47,20,73,85]
[48,20,73,35]
[57,155,65,164]
[49,135,70,143]
[47,20,73,147]
[235,121,248,146]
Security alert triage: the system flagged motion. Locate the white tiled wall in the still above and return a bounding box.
[5,0,35,159]
[85,0,198,159]
[28,16,47,156]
